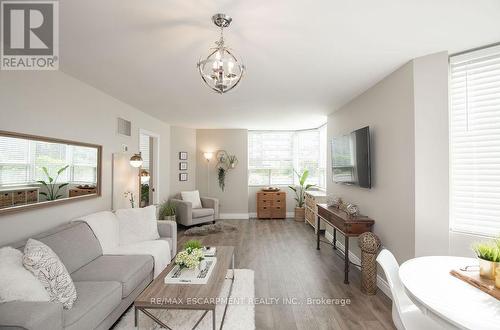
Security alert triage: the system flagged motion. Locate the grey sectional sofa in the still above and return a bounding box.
[0,220,176,330]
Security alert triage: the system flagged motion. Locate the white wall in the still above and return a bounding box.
[0,71,170,245]
[327,61,416,263]
[196,129,249,217]
[169,126,197,196]
[413,52,450,256]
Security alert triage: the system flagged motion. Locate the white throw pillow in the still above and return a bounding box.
[181,190,202,209]
[23,239,77,309]
[77,211,119,253]
[0,247,50,303]
[115,205,160,245]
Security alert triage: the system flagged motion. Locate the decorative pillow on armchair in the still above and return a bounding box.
[181,190,202,209]
[115,205,160,245]
[23,239,77,309]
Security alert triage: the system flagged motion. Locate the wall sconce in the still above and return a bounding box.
[203,152,213,162]
[129,153,143,167]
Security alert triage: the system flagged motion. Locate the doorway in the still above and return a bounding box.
[139,129,160,207]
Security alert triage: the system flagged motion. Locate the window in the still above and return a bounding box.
[248,126,327,187]
[0,137,97,186]
[450,45,500,236]
[0,136,30,185]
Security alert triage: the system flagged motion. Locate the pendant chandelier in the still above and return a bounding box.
[197,14,245,94]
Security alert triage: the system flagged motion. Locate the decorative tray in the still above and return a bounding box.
[164,257,217,285]
[261,187,280,192]
[450,269,500,300]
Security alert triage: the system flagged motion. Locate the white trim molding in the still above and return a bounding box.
[324,231,392,300]
[219,213,250,220]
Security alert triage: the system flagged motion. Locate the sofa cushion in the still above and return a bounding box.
[192,208,215,218]
[71,255,153,298]
[115,205,160,245]
[31,222,102,274]
[76,211,119,253]
[63,281,121,330]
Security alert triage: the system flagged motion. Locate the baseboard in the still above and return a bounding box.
[219,213,250,220]
[324,231,392,300]
[248,212,295,219]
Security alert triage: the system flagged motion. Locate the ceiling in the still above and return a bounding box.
[60,0,500,129]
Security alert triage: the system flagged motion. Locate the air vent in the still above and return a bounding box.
[117,117,131,136]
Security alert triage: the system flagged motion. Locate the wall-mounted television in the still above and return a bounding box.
[331,126,371,188]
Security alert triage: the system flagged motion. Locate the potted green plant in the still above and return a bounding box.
[159,201,176,221]
[472,239,500,279]
[227,155,238,169]
[288,170,315,222]
[217,166,226,191]
[37,165,69,201]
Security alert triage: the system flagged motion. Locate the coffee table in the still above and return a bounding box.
[134,246,235,330]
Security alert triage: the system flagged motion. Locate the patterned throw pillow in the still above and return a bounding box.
[23,239,77,309]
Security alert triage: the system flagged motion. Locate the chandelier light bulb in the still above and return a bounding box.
[197,13,245,94]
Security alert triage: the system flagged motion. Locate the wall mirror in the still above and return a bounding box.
[0,130,102,214]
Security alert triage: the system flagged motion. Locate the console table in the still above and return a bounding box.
[316,204,374,284]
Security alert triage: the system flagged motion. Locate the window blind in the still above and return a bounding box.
[0,137,98,186]
[248,126,326,187]
[139,134,151,171]
[0,137,29,185]
[71,146,97,183]
[450,45,500,236]
[248,131,294,185]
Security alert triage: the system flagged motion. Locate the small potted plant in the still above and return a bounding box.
[159,201,176,221]
[288,170,315,222]
[175,240,205,277]
[472,239,500,280]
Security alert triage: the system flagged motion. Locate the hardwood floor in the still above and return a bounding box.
[178,219,395,330]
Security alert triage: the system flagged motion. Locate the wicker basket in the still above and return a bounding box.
[358,232,381,295]
[13,191,26,206]
[0,192,12,208]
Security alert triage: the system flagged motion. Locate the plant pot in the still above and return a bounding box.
[478,258,499,280]
[162,215,176,222]
[294,207,305,222]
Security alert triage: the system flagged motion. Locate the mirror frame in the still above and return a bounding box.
[0,130,102,215]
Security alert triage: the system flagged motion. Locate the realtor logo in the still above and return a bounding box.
[1,1,58,70]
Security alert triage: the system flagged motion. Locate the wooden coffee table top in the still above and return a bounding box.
[135,246,235,311]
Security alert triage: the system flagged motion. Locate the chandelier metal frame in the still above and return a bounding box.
[197,13,245,94]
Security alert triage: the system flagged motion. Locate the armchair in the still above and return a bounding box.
[171,197,219,227]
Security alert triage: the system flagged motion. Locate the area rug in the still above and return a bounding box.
[184,222,238,236]
[113,269,254,330]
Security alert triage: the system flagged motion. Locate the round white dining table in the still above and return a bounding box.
[399,256,500,330]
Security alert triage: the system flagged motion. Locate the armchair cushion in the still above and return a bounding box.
[192,208,215,218]
[201,197,219,220]
[181,190,202,209]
